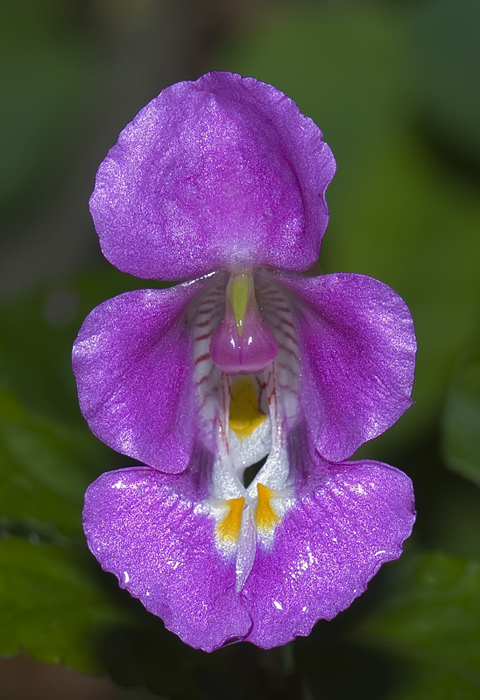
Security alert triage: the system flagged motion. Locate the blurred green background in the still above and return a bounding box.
[1,0,480,698]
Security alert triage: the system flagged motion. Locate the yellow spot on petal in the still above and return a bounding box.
[256,483,280,533]
[229,376,266,441]
[217,497,245,542]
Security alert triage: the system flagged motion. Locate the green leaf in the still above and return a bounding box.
[0,388,108,538]
[354,552,480,698]
[0,537,130,673]
[442,352,480,487]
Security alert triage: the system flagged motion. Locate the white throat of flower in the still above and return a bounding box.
[193,270,300,592]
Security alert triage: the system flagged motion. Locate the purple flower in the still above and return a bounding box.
[74,72,416,652]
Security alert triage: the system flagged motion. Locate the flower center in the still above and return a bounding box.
[193,271,301,591]
[209,271,279,375]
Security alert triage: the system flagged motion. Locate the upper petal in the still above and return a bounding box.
[242,459,415,648]
[83,467,252,651]
[72,278,210,471]
[89,72,336,280]
[278,272,417,462]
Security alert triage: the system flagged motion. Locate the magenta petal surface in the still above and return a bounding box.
[279,272,416,462]
[89,72,336,281]
[243,459,415,649]
[83,467,252,651]
[72,279,209,471]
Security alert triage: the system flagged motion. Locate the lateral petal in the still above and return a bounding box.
[278,272,416,462]
[72,278,211,472]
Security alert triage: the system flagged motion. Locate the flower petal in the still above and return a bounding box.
[278,272,416,461]
[242,459,415,648]
[72,279,209,471]
[83,467,252,651]
[89,72,336,281]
